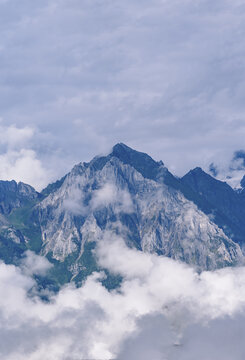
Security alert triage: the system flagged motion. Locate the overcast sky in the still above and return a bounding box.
[0,0,245,189]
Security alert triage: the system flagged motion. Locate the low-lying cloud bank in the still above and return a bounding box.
[62,182,133,217]
[1,235,245,359]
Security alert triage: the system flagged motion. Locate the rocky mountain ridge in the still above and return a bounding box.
[0,143,244,288]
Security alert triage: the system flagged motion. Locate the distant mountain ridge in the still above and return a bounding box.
[182,167,245,247]
[0,143,244,289]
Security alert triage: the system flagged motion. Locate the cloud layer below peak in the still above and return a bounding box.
[1,236,245,359]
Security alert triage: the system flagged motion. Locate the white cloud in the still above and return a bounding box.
[0,124,34,148]
[0,148,50,191]
[0,123,53,190]
[62,182,133,217]
[91,183,133,213]
[0,234,245,359]
[0,0,244,179]
[20,250,53,276]
[62,186,87,216]
[208,155,245,189]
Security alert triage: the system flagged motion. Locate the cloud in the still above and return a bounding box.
[1,2,245,357]
[207,149,245,189]
[62,182,133,217]
[96,235,245,320]
[0,123,34,148]
[20,250,53,276]
[118,313,245,360]
[91,183,133,214]
[0,122,54,190]
[0,148,50,191]
[0,0,245,186]
[62,186,87,216]
[0,234,245,359]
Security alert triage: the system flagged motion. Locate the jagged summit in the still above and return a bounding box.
[73,143,165,181]
[31,144,244,275]
[182,167,234,191]
[188,167,205,174]
[0,144,245,288]
[182,165,245,246]
[112,142,131,153]
[110,143,163,180]
[185,166,219,179]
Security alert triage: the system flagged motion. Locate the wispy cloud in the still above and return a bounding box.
[0,235,245,359]
[0,123,52,190]
[91,183,133,214]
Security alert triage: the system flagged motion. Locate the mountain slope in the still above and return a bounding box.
[33,144,243,283]
[181,167,245,247]
[0,144,243,288]
[0,180,40,264]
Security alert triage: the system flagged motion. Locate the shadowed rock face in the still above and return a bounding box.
[0,143,244,287]
[0,180,38,215]
[241,175,245,189]
[110,143,162,180]
[181,167,245,246]
[34,144,244,277]
[0,180,39,268]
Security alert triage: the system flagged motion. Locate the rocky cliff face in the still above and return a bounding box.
[0,143,244,287]
[0,180,38,215]
[35,144,244,278]
[181,167,245,246]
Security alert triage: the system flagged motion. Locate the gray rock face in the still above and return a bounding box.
[241,175,245,189]
[0,143,243,288]
[0,180,38,215]
[181,168,245,246]
[0,180,39,266]
[36,144,243,272]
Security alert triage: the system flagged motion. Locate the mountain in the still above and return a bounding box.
[0,180,38,215]
[240,175,245,200]
[181,167,245,247]
[0,143,244,288]
[0,180,39,265]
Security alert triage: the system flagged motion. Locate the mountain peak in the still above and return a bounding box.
[111,143,144,158]
[71,143,164,179]
[182,167,232,188]
[110,143,163,180]
[190,167,205,174]
[112,142,130,152]
[184,167,220,182]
